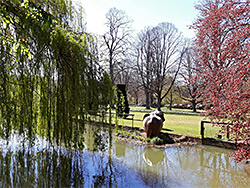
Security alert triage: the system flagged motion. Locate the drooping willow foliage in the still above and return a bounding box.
[0,0,113,148]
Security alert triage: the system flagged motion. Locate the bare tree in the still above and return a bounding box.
[102,7,133,85]
[135,27,155,109]
[150,22,184,110]
[162,77,181,110]
[135,23,184,110]
[178,45,203,112]
[127,70,142,105]
[114,55,135,85]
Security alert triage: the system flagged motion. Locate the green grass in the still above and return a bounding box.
[90,108,222,139]
[116,110,220,139]
[162,114,220,137]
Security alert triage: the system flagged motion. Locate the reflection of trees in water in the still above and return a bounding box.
[113,145,174,187]
[166,146,250,187]
[112,143,250,188]
[1,123,250,187]
[84,123,110,152]
[91,152,118,187]
[87,143,147,187]
[0,144,86,187]
[0,124,147,187]
[140,147,173,187]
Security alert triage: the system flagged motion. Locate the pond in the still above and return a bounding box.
[0,123,249,188]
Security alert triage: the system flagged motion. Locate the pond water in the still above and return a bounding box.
[0,123,249,187]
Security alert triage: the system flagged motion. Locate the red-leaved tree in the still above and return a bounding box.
[192,0,250,162]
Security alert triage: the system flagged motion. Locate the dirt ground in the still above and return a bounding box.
[115,128,200,149]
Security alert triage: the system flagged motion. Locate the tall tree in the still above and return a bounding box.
[193,0,250,162]
[150,22,184,110]
[178,46,203,112]
[135,23,184,110]
[135,27,154,109]
[0,0,113,145]
[103,7,133,85]
[127,70,142,105]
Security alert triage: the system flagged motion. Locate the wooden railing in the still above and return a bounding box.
[200,120,230,142]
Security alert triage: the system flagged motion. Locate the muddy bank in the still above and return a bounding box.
[87,121,237,150]
[114,125,201,148]
[116,135,200,149]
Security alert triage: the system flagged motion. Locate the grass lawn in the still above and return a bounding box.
[110,110,221,139]
[162,114,220,138]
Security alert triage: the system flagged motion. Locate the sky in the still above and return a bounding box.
[76,0,199,39]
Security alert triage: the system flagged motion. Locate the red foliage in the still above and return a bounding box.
[192,0,250,162]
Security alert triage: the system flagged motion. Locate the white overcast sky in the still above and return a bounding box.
[76,0,199,39]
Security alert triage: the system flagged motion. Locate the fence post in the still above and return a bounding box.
[227,125,230,139]
[201,121,205,144]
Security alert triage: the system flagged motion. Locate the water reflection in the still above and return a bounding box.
[143,147,165,167]
[0,133,147,187]
[112,143,250,188]
[0,134,87,187]
[0,124,250,188]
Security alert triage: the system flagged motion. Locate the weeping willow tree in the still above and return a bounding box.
[0,0,113,148]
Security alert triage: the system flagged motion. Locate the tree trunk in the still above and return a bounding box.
[145,88,150,109]
[169,89,173,111]
[109,58,114,85]
[192,100,197,113]
[157,94,161,111]
[135,97,138,105]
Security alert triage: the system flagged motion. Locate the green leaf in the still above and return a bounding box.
[28,51,31,60]
[2,21,6,29]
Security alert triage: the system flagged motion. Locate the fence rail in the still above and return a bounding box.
[200,120,230,141]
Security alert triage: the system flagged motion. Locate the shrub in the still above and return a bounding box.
[150,137,164,145]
